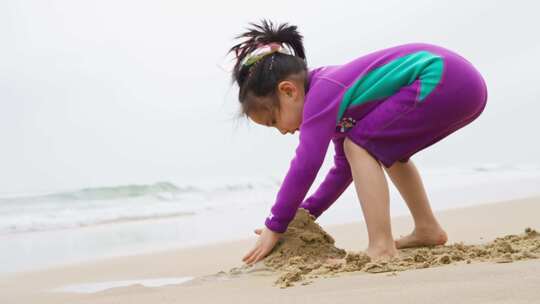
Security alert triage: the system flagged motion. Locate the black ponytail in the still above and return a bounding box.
[228,20,308,116]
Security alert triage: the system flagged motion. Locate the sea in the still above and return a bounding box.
[1,163,540,274]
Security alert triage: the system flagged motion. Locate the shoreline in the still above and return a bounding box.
[1,195,539,303]
[1,194,538,273]
[2,192,540,276]
[2,165,540,275]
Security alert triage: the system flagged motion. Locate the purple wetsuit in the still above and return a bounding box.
[265,43,488,233]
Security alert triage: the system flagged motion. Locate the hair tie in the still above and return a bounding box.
[241,42,292,68]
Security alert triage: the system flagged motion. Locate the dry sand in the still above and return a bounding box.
[1,195,540,303]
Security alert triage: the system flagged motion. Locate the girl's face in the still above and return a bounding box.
[248,79,305,135]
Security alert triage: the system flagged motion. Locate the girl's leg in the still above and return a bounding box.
[383,160,448,248]
[343,138,398,259]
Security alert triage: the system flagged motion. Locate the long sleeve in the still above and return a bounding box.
[264,80,343,233]
[298,136,352,218]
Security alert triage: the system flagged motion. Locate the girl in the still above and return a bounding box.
[228,20,487,265]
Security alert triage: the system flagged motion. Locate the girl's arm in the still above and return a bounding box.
[264,80,342,233]
[299,137,352,218]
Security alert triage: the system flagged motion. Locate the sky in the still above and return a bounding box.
[1,0,539,195]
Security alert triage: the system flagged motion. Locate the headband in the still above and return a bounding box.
[240,42,292,68]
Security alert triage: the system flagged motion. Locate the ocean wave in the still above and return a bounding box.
[0,181,199,204]
[0,179,279,204]
[0,179,278,234]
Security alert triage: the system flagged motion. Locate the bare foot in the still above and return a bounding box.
[395,227,448,249]
[366,246,399,261]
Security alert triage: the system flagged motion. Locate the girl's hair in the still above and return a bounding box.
[228,20,308,116]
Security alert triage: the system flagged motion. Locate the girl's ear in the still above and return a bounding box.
[278,81,297,98]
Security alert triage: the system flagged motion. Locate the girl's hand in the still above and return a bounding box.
[242,227,282,265]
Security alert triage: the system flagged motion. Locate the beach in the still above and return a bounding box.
[3,1,540,303]
[1,195,539,303]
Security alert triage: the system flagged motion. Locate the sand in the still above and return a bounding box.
[225,209,540,288]
[1,195,540,304]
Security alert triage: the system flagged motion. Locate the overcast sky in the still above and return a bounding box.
[1,0,539,195]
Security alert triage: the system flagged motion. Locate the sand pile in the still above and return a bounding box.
[264,208,347,268]
[228,209,540,288]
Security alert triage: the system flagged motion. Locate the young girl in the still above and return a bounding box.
[228,20,487,265]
